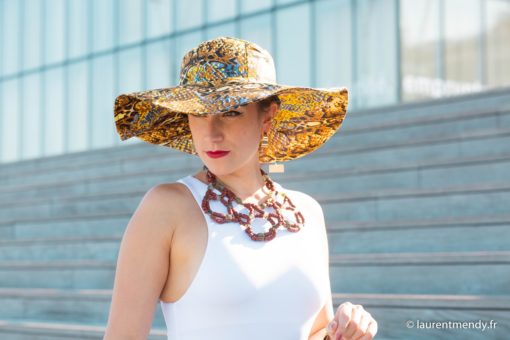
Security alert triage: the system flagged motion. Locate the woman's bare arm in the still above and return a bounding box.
[103,184,178,339]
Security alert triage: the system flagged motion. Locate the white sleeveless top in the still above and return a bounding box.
[159,174,333,340]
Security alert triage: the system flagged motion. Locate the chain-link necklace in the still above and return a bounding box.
[200,166,305,241]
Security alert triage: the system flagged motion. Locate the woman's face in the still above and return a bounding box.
[188,102,275,175]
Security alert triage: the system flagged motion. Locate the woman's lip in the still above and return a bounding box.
[206,151,230,158]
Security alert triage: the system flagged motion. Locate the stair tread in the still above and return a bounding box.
[0,287,111,298]
[0,260,114,269]
[1,287,509,310]
[345,105,509,134]
[333,292,510,309]
[330,251,510,264]
[350,86,510,115]
[0,318,166,336]
[1,175,509,217]
[329,214,510,231]
[0,235,122,246]
[1,215,510,241]
[1,149,510,197]
[1,124,509,190]
[1,250,509,268]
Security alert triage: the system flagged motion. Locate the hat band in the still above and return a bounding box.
[180,60,249,85]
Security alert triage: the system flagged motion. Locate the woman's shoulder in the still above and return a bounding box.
[145,181,180,200]
[141,180,196,218]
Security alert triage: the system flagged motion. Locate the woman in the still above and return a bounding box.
[106,36,378,340]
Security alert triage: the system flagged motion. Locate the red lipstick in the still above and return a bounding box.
[206,150,230,158]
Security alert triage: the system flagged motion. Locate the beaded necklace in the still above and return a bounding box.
[200,166,305,241]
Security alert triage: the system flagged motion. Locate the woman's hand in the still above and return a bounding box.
[325,301,377,340]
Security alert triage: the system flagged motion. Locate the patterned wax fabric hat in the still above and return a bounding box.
[114,36,349,163]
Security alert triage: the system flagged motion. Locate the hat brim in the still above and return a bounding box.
[114,81,348,163]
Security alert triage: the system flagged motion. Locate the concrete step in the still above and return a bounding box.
[0,287,166,331]
[347,86,510,128]
[3,291,505,340]
[2,249,509,296]
[333,292,510,340]
[330,251,510,295]
[0,149,192,188]
[328,215,510,253]
[1,86,508,176]
[294,127,510,174]
[1,125,509,199]
[0,213,128,241]
[281,152,510,195]
[1,147,510,205]
[1,215,509,262]
[0,260,114,289]
[0,236,121,261]
[0,319,166,340]
[319,181,510,223]
[330,105,510,150]
[0,165,186,203]
[1,104,509,188]
[1,180,509,226]
[0,192,142,224]
[0,140,151,179]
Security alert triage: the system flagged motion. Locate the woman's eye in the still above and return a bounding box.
[223,111,242,117]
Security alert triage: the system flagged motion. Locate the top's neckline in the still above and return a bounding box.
[186,174,283,191]
[188,174,208,187]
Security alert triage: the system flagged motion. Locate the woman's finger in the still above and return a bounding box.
[340,304,362,339]
[326,319,338,338]
[333,302,354,339]
[353,310,371,340]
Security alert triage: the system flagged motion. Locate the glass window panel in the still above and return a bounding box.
[207,0,236,23]
[239,14,272,56]
[315,0,352,89]
[354,0,399,108]
[1,79,20,162]
[401,0,440,101]
[119,0,144,45]
[43,67,65,156]
[92,0,115,53]
[276,3,311,87]
[205,22,236,40]
[23,0,42,71]
[22,73,42,160]
[2,0,19,75]
[92,55,115,148]
[147,0,174,38]
[0,1,2,76]
[276,0,301,5]
[174,31,203,83]
[67,62,88,152]
[119,47,143,93]
[176,0,204,30]
[240,0,272,14]
[44,0,65,65]
[486,0,510,87]
[444,0,481,89]
[69,0,89,59]
[147,39,173,90]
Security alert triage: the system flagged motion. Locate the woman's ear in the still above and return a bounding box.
[262,102,278,132]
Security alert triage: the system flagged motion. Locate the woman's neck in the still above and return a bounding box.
[194,167,270,205]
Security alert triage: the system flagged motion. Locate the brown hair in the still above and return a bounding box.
[255,95,281,114]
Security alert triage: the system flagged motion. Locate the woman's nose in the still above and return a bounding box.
[205,117,224,141]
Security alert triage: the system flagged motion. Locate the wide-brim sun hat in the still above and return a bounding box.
[114,36,349,163]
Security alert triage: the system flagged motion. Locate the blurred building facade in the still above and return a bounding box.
[0,0,509,164]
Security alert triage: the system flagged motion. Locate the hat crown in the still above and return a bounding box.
[179,36,277,86]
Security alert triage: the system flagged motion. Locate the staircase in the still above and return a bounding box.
[0,87,509,339]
